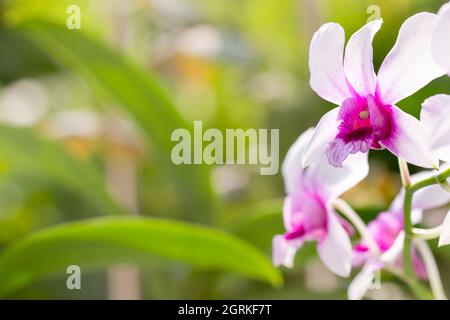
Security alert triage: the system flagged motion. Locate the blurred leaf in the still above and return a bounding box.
[0,216,282,297]
[17,19,215,221]
[0,125,123,216]
[229,198,319,267]
[229,198,283,250]
[0,28,56,84]
[4,0,100,34]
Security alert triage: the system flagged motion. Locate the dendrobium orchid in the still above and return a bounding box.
[273,128,369,277]
[432,2,450,73]
[273,6,450,300]
[349,171,450,300]
[303,13,446,168]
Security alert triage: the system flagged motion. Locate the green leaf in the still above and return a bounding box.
[229,198,316,267]
[0,125,123,216]
[0,216,282,297]
[17,19,215,220]
[229,198,284,250]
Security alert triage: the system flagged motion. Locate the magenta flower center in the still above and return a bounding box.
[368,212,403,252]
[327,94,392,167]
[284,191,328,242]
[354,212,427,279]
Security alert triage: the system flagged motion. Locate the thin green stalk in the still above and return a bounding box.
[333,198,380,255]
[385,266,433,300]
[415,239,447,300]
[403,189,414,278]
[402,166,450,279]
[398,159,413,278]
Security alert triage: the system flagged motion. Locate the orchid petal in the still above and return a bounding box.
[309,23,353,105]
[344,19,382,97]
[348,261,381,300]
[432,3,450,72]
[282,128,314,194]
[412,182,450,212]
[272,235,303,267]
[302,107,339,168]
[421,94,450,152]
[438,210,450,247]
[380,231,404,264]
[377,13,446,105]
[283,196,293,231]
[411,209,424,226]
[390,169,450,213]
[433,145,450,164]
[326,139,350,168]
[317,210,352,277]
[380,106,437,168]
[308,152,369,200]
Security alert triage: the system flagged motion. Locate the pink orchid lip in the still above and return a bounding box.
[327,94,393,167]
[353,211,427,279]
[284,226,305,240]
[283,191,328,243]
[353,212,402,257]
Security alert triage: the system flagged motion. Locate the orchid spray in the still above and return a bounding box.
[274,3,450,300]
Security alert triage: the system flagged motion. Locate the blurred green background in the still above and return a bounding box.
[0,0,449,299]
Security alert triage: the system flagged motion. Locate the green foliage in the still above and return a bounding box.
[0,216,282,297]
[0,0,448,300]
[229,198,283,250]
[0,125,123,216]
[17,19,215,221]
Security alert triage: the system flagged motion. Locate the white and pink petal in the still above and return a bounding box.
[438,210,450,247]
[390,169,450,213]
[272,235,303,268]
[348,261,382,300]
[317,210,353,277]
[309,23,353,105]
[302,107,340,168]
[308,152,369,200]
[380,106,437,168]
[421,94,450,153]
[281,128,314,194]
[377,13,446,105]
[344,19,382,97]
[432,2,450,72]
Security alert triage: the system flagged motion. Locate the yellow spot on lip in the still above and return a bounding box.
[359,111,369,119]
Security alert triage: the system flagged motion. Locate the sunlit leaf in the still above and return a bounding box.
[0,216,282,297]
[229,198,316,267]
[17,19,215,220]
[0,125,123,216]
[229,198,284,250]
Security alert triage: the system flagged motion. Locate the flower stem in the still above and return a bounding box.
[403,189,414,278]
[399,159,414,278]
[402,165,450,292]
[333,198,380,255]
[415,239,447,300]
[385,266,433,300]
